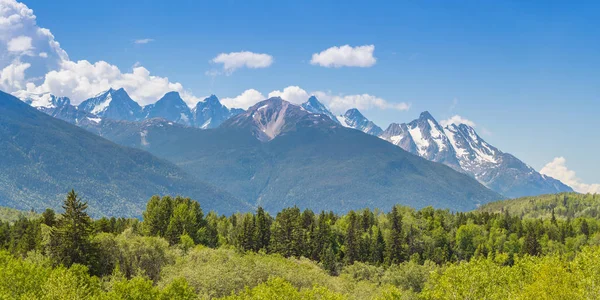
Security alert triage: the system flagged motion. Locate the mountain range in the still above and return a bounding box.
[279,95,573,198]
[15,87,572,212]
[1,91,245,217]
[77,96,501,213]
[22,88,242,129]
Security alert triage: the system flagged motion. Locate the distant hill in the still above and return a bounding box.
[83,97,502,213]
[0,91,245,217]
[478,192,600,219]
[0,206,37,223]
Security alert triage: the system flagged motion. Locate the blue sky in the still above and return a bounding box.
[2,0,599,189]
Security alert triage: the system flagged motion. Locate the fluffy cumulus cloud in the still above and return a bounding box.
[211,51,273,74]
[310,45,376,68]
[0,0,199,106]
[440,115,477,127]
[314,91,409,114]
[221,89,265,110]
[222,85,409,114]
[540,157,600,194]
[268,86,310,105]
[7,35,32,52]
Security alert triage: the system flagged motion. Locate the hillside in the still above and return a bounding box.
[82,98,502,213]
[0,91,245,217]
[478,192,600,219]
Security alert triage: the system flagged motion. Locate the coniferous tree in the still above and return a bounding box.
[344,211,359,264]
[523,226,541,256]
[48,190,96,270]
[270,207,303,257]
[370,227,385,265]
[255,207,271,252]
[312,212,332,261]
[238,213,257,251]
[386,206,405,265]
[42,208,56,227]
[322,244,338,276]
[9,217,41,256]
[580,219,590,237]
[142,195,173,237]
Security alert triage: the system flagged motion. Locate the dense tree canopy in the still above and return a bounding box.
[1,191,600,299]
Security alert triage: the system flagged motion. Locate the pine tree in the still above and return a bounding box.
[255,207,271,252]
[370,227,385,265]
[48,190,96,270]
[142,195,173,237]
[238,213,256,251]
[322,244,338,276]
[270,207,303,257]
[523,226,541,256]
[580,219,590,237]
[42,208,56,227]
[386,206,405,265]
[313,212,333,261]
[344,211,359,264]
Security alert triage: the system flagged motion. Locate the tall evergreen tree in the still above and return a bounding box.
[270,207,303,257]
[48,190,96,270]
[238,213,257,251]
[370,227,385,265]
[344,211,359,264]
[255,207,271,252]
[386,206,405,265]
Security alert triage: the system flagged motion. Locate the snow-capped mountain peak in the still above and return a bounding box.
[143,91,193,126]
[398,111,461,169]
[222,97,337,141]
[379,111,573,197]
[192,95,242,129]
[22,93,70,109]
[337,108,383,136]
[301,96,339,123]
[78,87,142,121]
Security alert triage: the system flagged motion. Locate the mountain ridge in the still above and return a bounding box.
[0,90,246,217]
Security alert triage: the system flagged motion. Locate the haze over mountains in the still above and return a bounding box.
[0,91,245,217]
[10,87,574,216]
[77,97,501,213]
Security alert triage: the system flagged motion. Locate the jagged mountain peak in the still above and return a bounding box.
[222,97,337,142]
[380,111,573,198]
[79,87,142,121]
[337,108,383,136]
[143,91,193,126]
[301,96,339,123]
[22,93,71,109]
[203,94,221,105]
[192,94,242,129]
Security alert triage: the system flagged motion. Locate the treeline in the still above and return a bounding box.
[140,194,600,273]
[480,192,600,219]
[1,190,600,299]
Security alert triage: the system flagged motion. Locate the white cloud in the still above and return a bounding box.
[440,115,476,128]
[0,0,201,107]
[314,91,409,114]
[268,86,310,105]
[222,85,409,114]
[310,45,376,68]
[7,35,32,52]
[221,89,265,109]
[540,157,600,194]
[22,59,201,106]
[134,38,154,44]
[211,51,273,74]
[0,60,30,90]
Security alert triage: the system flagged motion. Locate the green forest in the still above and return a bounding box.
[2,191,600,299]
